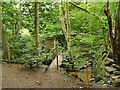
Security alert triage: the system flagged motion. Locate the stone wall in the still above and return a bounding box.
[44,39,54,49]
[104,58,120,87]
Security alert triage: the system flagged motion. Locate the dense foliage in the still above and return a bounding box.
[1,1,120,87]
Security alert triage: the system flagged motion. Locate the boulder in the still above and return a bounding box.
[111,75,120,80]
[105,66,117,73]
[106,58,114,63]
[112,64,120,69]
[105,58,114,66]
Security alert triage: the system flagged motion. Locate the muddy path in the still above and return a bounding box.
[2,63,108,88]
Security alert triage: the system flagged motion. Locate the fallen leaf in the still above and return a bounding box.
[76,70,91,83]
[69,72,76,75]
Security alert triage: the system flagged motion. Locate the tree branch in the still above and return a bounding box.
[70,2,90,14]
[70,2,100,19]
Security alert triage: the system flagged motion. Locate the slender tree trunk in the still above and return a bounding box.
[115,0,120,64]
[117,0,120,43]
[59,0,71,50]
[58,0,67,39]
[0,3,2,41]
[104,1,114,47]
[0,3,10,61]
[15,2,21,39]
[11,2,14,40]
[2,26,10,61]
[102,26,107,50]
[14,14,18,39]
[59,1,72,61]
[65,1,70,50]
[35,0,40,56]
[11,14,14,39]
[107,30,109,43]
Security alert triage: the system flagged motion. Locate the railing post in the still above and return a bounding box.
[57,55,58,70]
[52,49,54,60]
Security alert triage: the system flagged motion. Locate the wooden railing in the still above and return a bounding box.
[56,46,66,70]
[45,47,57,65]
[45,45,66,70]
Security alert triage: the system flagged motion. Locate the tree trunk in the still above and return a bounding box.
[0,2,2,56]
[11,2,15,40]
[59,0,71,50]
[0,3,2,41]
[65,1,70,50]
[58,0,67,39]
[0,3,10,61]
[35,0,40,56]
[115,0,120,65]
[102,27,107,50]
[59,1,72,61]
[15,2,21,39]
[2,26,10,61]
[15,14,18,38]
[104,0,120,65]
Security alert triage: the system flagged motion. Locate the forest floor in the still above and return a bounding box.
[2,63,109,88]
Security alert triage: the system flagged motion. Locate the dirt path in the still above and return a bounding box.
[2,63,108,88]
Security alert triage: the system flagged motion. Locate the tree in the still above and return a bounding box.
[0,3,2,41]
[65,1,70,50]
[0,2,10,61]
[10,1,14,40]
[15,1,22,39]
[58,0,71,50]
[2,26,10,61]
[104,0,120,65]
[35,0,40,56]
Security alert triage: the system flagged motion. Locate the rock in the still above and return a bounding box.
[36,81,40,83]
[105,66,117,73]
[113,71,120,75]
[112,64,120,69]
[25,75,28,77]
[40,65,48,68]
[106,58,114,63]
[40,65,48,72]
[111,75,120,80]
[103,84,107,86]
